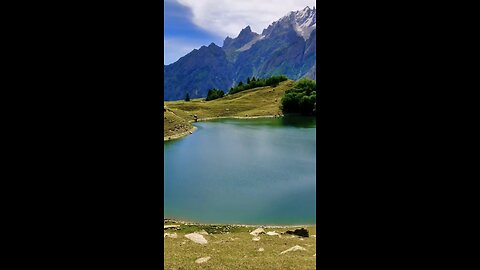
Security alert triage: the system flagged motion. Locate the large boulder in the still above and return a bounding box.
[185,233,208,244]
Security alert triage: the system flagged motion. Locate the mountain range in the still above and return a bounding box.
[164,6,316,101]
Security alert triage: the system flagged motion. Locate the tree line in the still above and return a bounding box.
[184,75,289,101]
[280,78,316,115]
[228,75,288,95]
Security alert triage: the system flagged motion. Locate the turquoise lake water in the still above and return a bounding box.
[164,116,316,225]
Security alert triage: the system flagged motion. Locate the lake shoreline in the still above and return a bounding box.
[164,218,315,228]
[163,114,283,141]
[163,126,197,142]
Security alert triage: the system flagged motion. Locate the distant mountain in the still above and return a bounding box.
[164,6,316,101]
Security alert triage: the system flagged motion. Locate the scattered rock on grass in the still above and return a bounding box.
[185,233,208,244]
[266,231,280,236]
[280,245,307,255]
[195,256,211,264]
[252,236,261,241]
[164,225,180,230]
[258,247,265,252]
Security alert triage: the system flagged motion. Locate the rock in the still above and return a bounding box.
[313,254,316,257]
[285,228,309,237]
[258,248,264,252]
[195,256,211,264]
[252,236,261,241]
[280,245,307,255]
[185,233,208,244]
[164,233,177,238]
[266,231,280,236]
[311,235,316,238]
[250,227,266,236]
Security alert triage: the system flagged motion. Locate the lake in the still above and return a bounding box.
[164,116,316,225]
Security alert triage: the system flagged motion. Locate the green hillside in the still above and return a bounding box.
[163,80,295,140]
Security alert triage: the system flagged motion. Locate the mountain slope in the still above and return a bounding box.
[164,6,316,101]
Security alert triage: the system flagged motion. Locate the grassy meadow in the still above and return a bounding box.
[164,221,316,270]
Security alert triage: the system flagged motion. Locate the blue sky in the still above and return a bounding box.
[164,0,316,65]
[164,0,223,65]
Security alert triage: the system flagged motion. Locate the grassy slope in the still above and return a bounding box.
[164,80,295,131]
[163,109,194,139]
[164,223,316,270]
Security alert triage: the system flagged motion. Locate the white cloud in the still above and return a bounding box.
[164,38,212,65]
[176,0,316,38]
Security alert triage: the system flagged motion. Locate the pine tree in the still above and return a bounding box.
[185,93,190,101]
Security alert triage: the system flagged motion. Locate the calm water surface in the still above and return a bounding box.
[164,116,316,225]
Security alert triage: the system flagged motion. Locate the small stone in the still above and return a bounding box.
[195,256,211,264]
[252,236,261,241]
[258,247,265,252]
[280,245,307,255]
[313,254,316,257]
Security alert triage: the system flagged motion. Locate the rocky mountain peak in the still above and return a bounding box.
[262,6,316,41]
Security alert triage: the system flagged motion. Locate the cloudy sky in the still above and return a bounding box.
[164,0,316,65]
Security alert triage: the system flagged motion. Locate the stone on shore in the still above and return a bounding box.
[266,231,280,236]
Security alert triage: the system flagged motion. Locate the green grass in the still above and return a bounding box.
[164,223,316,270]
[164,80,294,128]
[163,109,193,139]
